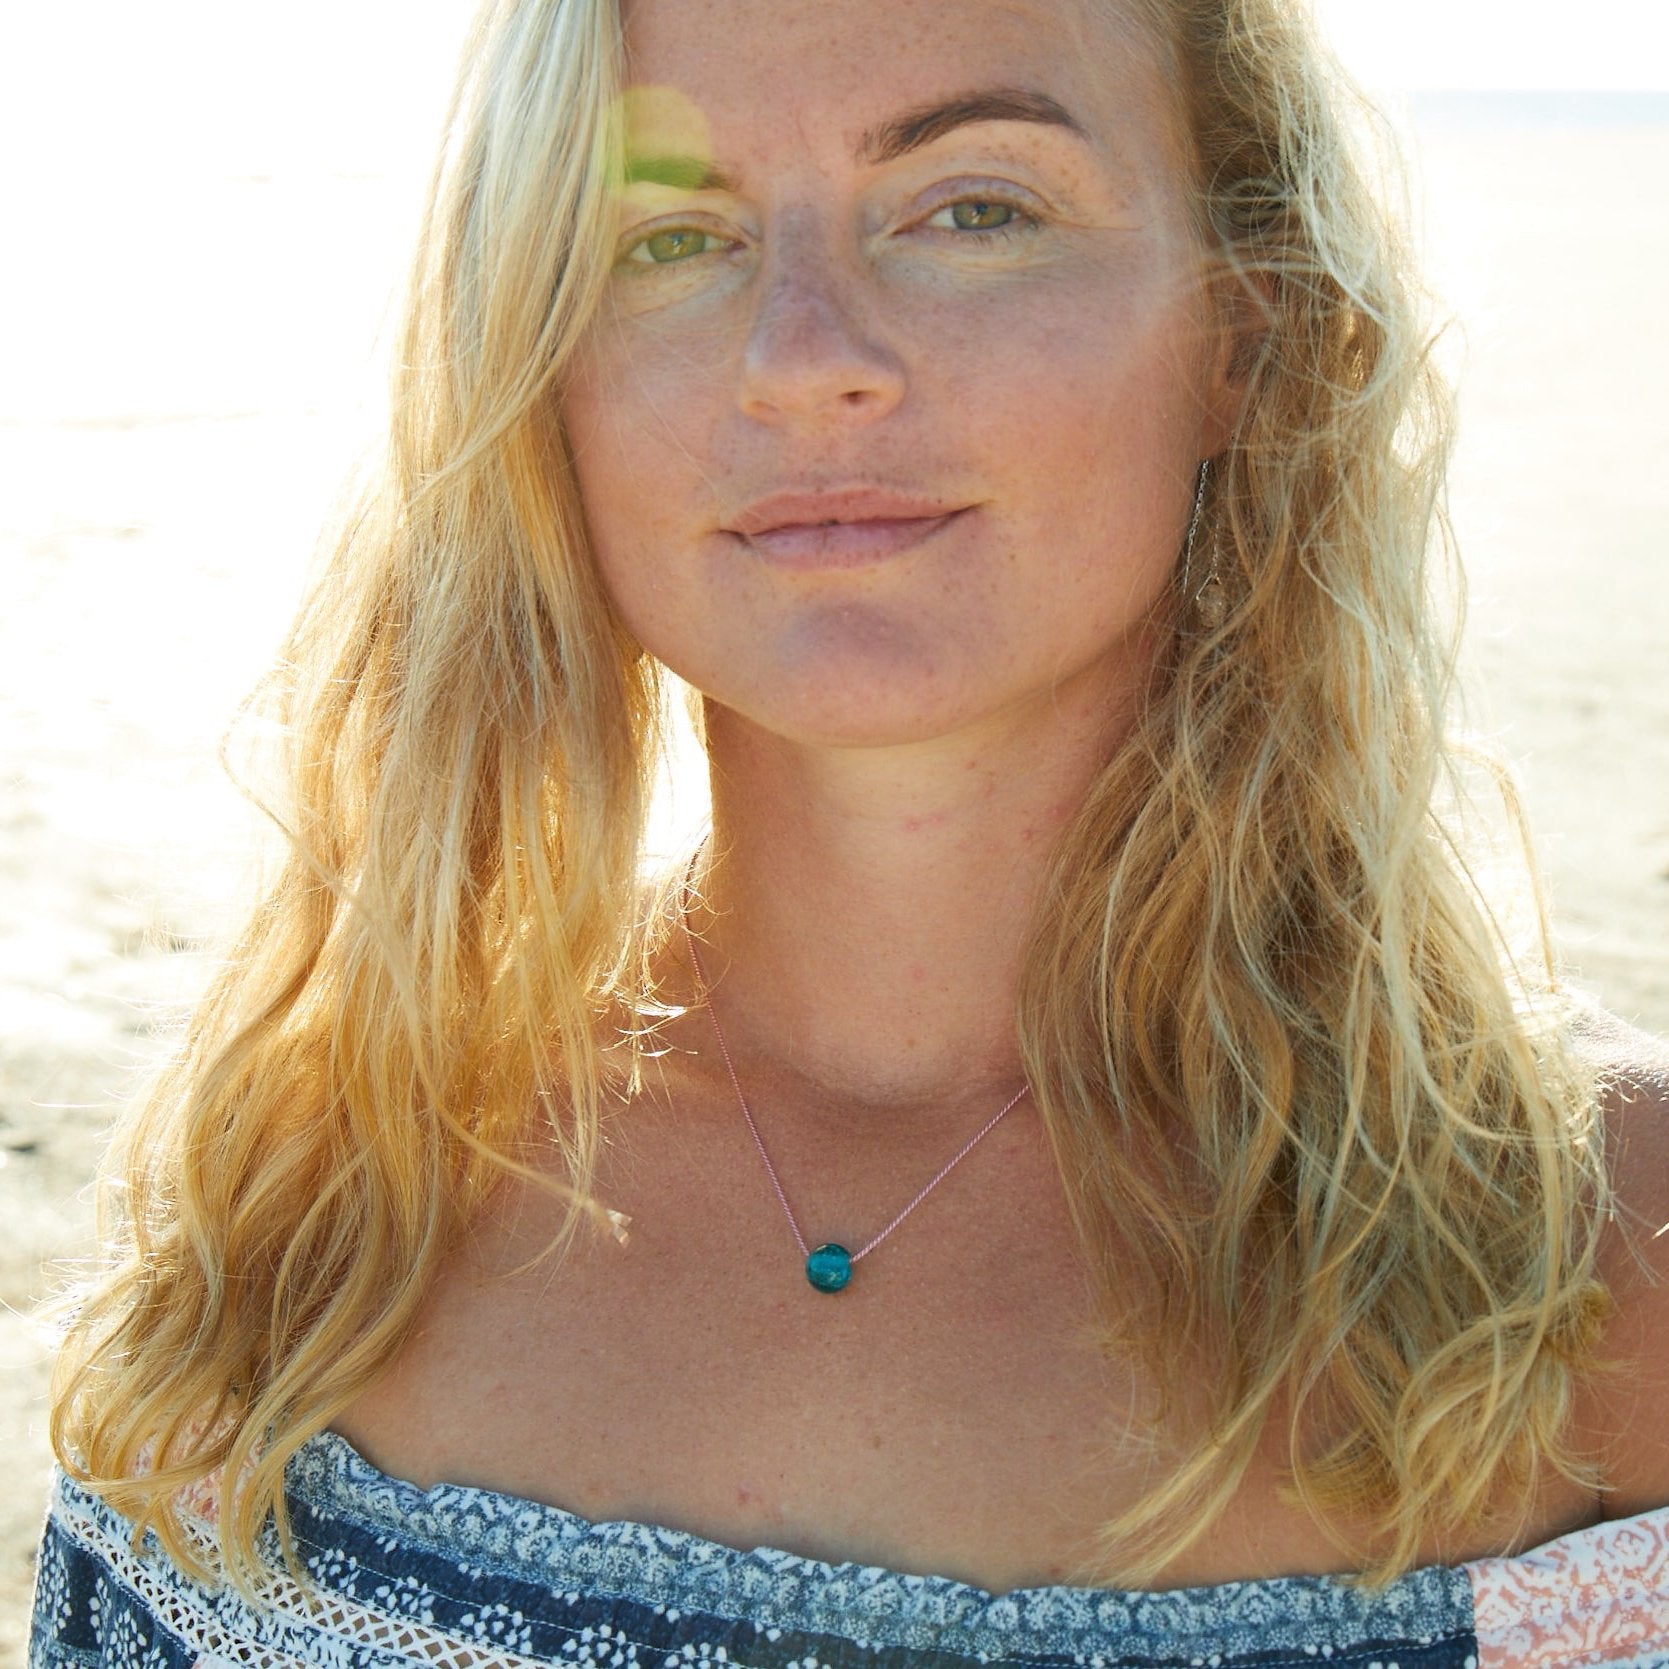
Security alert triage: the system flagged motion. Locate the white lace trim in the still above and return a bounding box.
[52,1476,581,1669]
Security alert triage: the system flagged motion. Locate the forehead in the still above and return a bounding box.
[616,0,1183,182]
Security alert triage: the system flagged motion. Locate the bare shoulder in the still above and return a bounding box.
[1569,1002,1669,1516]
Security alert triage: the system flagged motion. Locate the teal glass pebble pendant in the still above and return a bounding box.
[805,1243,853,1292]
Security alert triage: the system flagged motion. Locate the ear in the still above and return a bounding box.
[1197,267,1272,457]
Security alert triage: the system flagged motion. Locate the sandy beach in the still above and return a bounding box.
[3,100,1667,1660]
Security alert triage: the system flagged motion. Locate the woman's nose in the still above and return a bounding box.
[736,226,907,426]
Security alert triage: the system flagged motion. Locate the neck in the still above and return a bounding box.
[685,681,1134,1117]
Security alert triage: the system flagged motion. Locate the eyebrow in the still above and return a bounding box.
[622,85,1091,193]
[624,152,733,191]
[860,86,1090,165]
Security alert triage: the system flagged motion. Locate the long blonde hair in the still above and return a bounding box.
[53,0,1608,1592]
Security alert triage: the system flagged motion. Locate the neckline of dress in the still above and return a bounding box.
[293,1428,1488,1656]
[298,1428,1657,1604]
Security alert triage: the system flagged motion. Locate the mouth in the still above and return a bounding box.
[731,507,971,569]
[721,487,974,574]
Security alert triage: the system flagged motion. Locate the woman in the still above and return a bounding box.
[32,0,1669,1663]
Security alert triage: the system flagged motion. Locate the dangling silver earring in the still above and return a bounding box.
[1179,459,1227,631]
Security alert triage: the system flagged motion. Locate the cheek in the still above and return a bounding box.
[948,280,1207,534]
[559,338,747,677]
[560,344,710,574]
[563,294,729,446]
[953,297,1210,663]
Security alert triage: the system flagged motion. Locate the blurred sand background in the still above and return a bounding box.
[2,6,1668,1656]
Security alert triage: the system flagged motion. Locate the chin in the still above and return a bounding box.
[707,692,977,754]
[700,667,1003,755]
[676,611,983,749]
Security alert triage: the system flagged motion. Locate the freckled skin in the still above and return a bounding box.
[562,0,1242,756]
[333,5,1669,1593]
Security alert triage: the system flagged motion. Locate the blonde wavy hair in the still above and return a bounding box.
[53,0,1609,1594]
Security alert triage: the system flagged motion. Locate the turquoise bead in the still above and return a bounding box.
[805,1242,853,1292]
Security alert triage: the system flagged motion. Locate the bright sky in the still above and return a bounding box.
[1313,0,1669,92]
[2,0,1665,193]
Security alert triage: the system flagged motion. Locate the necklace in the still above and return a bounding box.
[679,864,1029,1293]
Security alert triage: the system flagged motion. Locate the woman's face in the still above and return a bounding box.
[562,0,1238,751]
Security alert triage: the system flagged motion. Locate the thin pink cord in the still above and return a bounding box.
[679,850,1029,1267]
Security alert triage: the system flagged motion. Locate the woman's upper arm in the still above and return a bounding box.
[1576,1010,1669,1516]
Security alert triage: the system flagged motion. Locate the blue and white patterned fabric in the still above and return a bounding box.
[29,1429,1654,1668]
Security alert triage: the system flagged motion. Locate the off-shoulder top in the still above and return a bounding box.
[30,1431,1669,1668]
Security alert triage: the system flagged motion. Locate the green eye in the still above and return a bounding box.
[625,228,720,265]
[948,199,1018,232]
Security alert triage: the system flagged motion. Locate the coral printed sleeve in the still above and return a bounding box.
[1468,1506,1669,1667]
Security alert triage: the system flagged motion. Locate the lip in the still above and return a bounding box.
[723,487,974,571]
[725,487,970,538]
